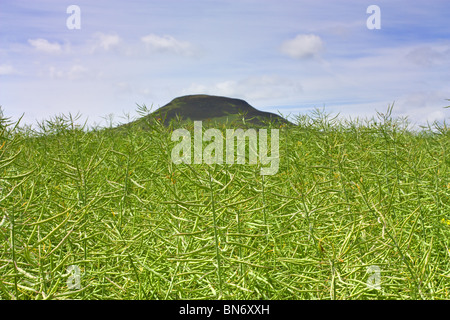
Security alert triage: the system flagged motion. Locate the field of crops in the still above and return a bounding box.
[0,107,449,299]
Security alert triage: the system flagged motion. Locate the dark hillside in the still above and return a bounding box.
[123,94,292,128]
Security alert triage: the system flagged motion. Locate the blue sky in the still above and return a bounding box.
[1,0,449,127]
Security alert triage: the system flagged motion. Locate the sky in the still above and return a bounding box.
[1,0,449,128]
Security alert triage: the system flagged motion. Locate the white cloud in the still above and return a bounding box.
[28,38,62,54]
[280,34,324,59]
[405,45,450,67]
[92,33,121,51]
[0,64,16,75]
[141,34,195,55]
[331,92,450,129]
[48,65,89,80]
[395,92,450,124]
[67,65,89,80]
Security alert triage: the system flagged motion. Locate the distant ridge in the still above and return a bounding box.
[126,94,292,128]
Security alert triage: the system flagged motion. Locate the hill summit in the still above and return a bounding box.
[140,94,291,127]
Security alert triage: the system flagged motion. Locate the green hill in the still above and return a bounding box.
[124,94,292,128]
